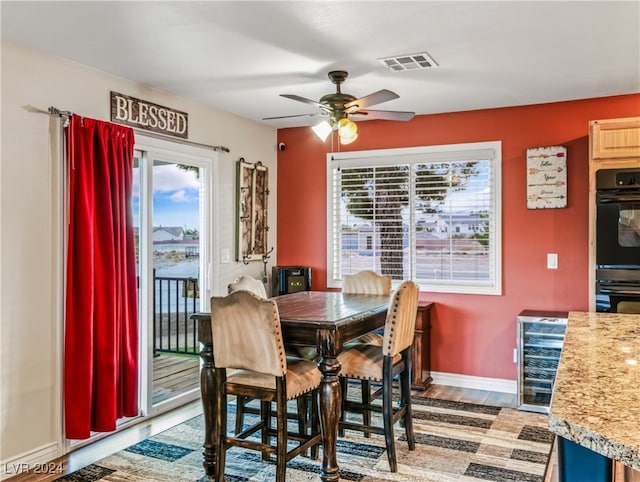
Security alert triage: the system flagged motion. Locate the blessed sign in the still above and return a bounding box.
[111,91,188,139]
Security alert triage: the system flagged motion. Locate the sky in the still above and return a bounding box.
[132,163,201,230]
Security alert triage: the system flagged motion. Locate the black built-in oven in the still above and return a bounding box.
[595,168,640,312]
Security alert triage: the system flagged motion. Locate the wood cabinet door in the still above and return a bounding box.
[590,117,640,161]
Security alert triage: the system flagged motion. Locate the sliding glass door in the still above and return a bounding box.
[133,135,214,416]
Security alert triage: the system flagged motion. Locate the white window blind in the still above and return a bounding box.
[327,142,501,295]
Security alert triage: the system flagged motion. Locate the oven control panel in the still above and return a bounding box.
[597,167,640,190]
[616,171,639,187]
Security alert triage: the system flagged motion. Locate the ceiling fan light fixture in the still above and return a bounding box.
[312,120,332,142]
[338,118,358,144]
[340,132,358,145]
[270,70,414,145]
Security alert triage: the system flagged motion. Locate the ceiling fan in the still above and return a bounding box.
[264,70,415,144]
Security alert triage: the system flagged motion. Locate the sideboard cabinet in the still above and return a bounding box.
[411,302,433,390]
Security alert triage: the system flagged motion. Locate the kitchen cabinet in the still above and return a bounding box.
[517,310,567,413]
[588,116,640,311]
[590,117,640,164]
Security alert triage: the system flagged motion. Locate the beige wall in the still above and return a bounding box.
[0,41,277,469]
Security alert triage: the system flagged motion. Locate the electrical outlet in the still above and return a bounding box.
[221,248,231,264]
[547,253,558,270]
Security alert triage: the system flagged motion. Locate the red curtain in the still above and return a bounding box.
[64,115,138,439]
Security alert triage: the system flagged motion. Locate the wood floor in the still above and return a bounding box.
[422,385,557,482]
[152,354,200,404]
[5,383,563,482]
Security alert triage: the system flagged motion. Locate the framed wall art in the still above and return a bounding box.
[526,146,567,209]
[236,159,269,262]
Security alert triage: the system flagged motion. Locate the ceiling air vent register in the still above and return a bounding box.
[378,52,438,71]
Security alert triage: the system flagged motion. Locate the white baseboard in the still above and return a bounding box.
[431,371,517,394]
[0,443,60,481]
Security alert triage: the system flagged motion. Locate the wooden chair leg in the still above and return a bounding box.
[296,396,307,435]
[310,390,319,460]
[382,359,398,472]
[401,354,416,450]
[215,380,227,482]
[261,400,271,462]
[361,380,371,438]
[235,395,246,434]
[296,395,310,457]
[276,390,287,482]
[339,378,347,436]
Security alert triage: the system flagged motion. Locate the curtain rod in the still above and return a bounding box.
[47,105,230,153]
[48,106,72,118]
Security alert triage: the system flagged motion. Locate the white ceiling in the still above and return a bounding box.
[2,1,639,128]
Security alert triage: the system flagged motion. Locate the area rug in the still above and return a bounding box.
[58,396,553,482]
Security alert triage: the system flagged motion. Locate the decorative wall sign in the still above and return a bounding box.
[526,146,567,209]
[110,91,188,139]
[236,159,270,262]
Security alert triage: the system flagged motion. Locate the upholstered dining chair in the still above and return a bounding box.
[338,280,419,472]
[227,274,311,438]
[211,290,322,482]
[343,270,392,346]
[229,275,318,362]
[227,274,269,434]
[228,274,268,298]
[341,270,392,433]
[343,269,392,295]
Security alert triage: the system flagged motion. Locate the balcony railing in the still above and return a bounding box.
[153,274,200,356]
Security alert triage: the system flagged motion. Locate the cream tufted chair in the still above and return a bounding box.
[338,280,419,472]
[211,290,322,482]
[343,270,392,295]
[226,274,311,437]
[227,275,269,434]
[341,270,392,433]
[227,274,268,298]
[343,270,392,346]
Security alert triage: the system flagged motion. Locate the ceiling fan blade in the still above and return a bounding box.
[350,109,415,121]
[344,89,399,111]
[280,94,328,111]
[262,112,324,120]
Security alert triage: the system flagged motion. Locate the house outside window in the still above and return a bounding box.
[327,141,502,295]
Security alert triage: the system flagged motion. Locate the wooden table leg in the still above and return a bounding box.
[199,342,216,476]
[317,337,342,482]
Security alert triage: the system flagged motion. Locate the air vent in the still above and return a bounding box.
[378,52,438,72]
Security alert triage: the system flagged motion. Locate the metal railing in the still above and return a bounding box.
[153,274,200,356]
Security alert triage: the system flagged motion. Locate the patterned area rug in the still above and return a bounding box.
[59,396,553,481]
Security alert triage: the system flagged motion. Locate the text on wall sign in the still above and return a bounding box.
[111,91,188,139]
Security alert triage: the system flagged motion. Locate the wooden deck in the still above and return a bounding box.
[152,354,200,404]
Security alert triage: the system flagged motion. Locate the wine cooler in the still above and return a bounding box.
[517,310,568,413]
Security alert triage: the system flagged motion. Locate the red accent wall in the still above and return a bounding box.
[276,94,640,380]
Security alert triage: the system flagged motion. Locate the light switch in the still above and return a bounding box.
[547,253,558,270]
[221,248,231,264]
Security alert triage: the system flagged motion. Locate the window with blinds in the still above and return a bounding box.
[327,141,502,295]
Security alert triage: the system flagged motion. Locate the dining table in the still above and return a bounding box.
[191,290,390,482]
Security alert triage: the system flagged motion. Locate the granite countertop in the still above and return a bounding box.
[549,311,640,470]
